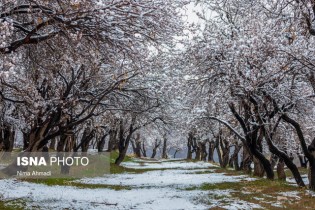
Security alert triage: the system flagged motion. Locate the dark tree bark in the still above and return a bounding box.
[200,141,207,161]
[0,126,15,152]
[219,137,230,168]
[57,128,75,152]
[141,140,147,157]
[187,132,194,160]
[216,136,223,166]
[80,127,95,153]
[264,133,305,187]
[253,131,265,177]
[22,131,30,150]
[151,139,161,159]
[229,102,274,179]
[282,114,315,190]
[308,139,315,190]
[248,96,304,185]
[162,137,168,159]
[97,133,108,152]
[107,127,118,152]
[115,117,136,166]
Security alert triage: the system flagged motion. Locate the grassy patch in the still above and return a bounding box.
[110,151,132,164]
[213,168,248,176]
[0,199,28,210]
[185,167,315,210]
[185,178,298,192]
[185,169,216,174]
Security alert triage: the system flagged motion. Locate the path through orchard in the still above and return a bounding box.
[0,158,314,209]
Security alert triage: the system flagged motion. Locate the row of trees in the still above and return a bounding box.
[0,0,190,169]
[179,0,315,191]
[3,0,315,192]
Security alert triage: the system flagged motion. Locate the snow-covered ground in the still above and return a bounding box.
[287,174,309,186]
[120,160,217,170]
[0,159,260,210]
[79,169,255,188]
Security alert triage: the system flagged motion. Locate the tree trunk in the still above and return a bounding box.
[174,150,178,158]
[115,118,136,166]
[151,148,157,158]
[22,131,30,150]
[309,161,315,191]
[282,114,315,189]
[0,126,15,152]
[308,139,315,190]
[49,138,56,150]
[229,102,274,179]
[253,157,265,177]
[208,140,215,162]
[97,134,107,152]
[264,134,305,187]
[115,146,129,165]
[141,140,147,157]
[195,141,201,161]
[229,143,241,170]
[248,142,274,179]
[80,128,95,153]
[162,137,168,159]
[216,137,223,167]
[220,138,230,168]
[200,141,207,161]
[270,154,278,170]
[151,139,161,159]
[187,132,194,160]
[57,134,67,152]
[241,146,252,174]
[277,158,286,181]
[107,128,117,152]
[131,133,141,158]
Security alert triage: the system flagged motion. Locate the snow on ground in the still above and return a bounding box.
[121,160,218,169]
[278,191,301,199]
[79,160,254,188]
[0,159,259,210]
[78,169,255,188]
[0,179,209,210]
[132,158,186,163]
[221,201,262,210]
[287,175,309,186]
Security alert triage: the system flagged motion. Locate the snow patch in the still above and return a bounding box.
[0,179,208,210]
[78,169,254,188]
[121,160,218,170]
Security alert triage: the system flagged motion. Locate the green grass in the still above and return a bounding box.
[185,179,298,192]
[110,151,132,164]
[0,199,27,210]
[184,167,315,210]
